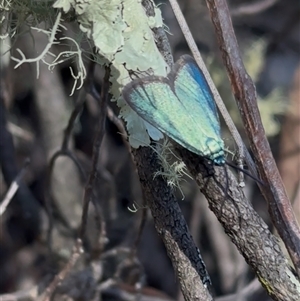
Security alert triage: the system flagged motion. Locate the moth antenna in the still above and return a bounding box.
[225,161,265,186]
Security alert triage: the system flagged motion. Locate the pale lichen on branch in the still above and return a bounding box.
[10,11,86,96]
[154,139,193,199]
[53,0,168,147]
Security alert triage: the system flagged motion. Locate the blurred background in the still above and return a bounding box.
[0,0,299,300]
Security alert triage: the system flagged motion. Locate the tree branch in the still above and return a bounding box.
[132,146,213,301]
[205,0,300,276]
[176,146,300,301]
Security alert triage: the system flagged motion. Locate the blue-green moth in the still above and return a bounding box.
[122,55,225,165]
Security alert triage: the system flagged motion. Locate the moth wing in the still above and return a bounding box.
[171,55,224,161]
[122,77,208,156]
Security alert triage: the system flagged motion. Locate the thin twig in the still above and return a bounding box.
[0,158,30,216]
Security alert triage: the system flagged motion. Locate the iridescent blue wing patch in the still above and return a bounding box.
[122,55,225,165]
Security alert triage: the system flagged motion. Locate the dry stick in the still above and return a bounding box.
[0,85,41,233]
[0,158,30,216]
[168,0,256,185]
[205,0,300,276]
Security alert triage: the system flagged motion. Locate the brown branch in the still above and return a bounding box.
[176,146,300,301]
[205,0,300,276]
